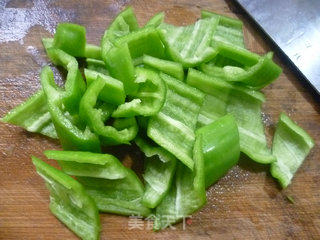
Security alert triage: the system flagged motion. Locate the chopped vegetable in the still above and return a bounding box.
[41,66,100,152]
[271,113,314,188]
[142,54,184,81]
[32,156,100,240]
[201,10,245,48]
[196,114,240,188]
[112,67,166,117]
[158,17,219,67]
[3,6,314,236]
[154,134,206,230]
[135,137,177,208]
[187,69,275,164]
[84,68,125,105]
[79,76,138,146]
[148,73,205,170]
[0,89,57,139]
[45,150,151,216]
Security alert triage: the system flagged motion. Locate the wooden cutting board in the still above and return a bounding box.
[0,0,319,239]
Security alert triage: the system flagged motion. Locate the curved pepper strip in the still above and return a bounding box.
[53,23,101,59]
[114,26,165,59]
[86,58,109,75]
[187,69,275,164]
[201,10,245,48]
[145,12,164,27]
[84,68,125,105]
[271,113,314,188]
[158,17,219,67]
[154,135,206,230]
[32,156,101,240]
[112,67,166,118]
[46,48,86,114]
[104,43,138,95]
[41,66,101,152]
[147,73,205,170]
[135,137,177,208]
[1,89,57,139]
[101,6,139,58]
[79,76,138,146]
[200,48,282,89]
[44,150,151,217]
[142,54,184,81]
[196,114,240,188]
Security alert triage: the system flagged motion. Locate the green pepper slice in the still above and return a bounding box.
[40,66,100,152]
[79,76,138,146]
[196,114,240,188]
[32,156,100,240]
[271,113,314,188]
[112,67,166,118]
[187,69,275,164]
[1,89,57,139]
[154,135,206,230]
[135,137,177,208]
[147,73,205,170]
[44,150,151,217]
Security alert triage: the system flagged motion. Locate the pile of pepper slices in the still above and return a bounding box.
[1,7,315,240]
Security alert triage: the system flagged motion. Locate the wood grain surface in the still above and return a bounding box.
[0,0,320,239]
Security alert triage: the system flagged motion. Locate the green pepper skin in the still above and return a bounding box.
[44,150,151,217]
[201,10,245,48]
[53,23,87,57]
[148,73,205,170]
[158,17,219,67]
[196,114,240,188]
[142,54,184,81]
[84,68,125,105]
[271,113,314,188]
[145,12,165,28]
[154,135,206,230]
[1,89,57,139]
[40,66,101,152]
[135,137,177,208]
[112,67,166,118]
[46,48,86,114]
[32,156,101,240]
[86,58,109,75]
[79,76,138,146]
[187,69,275,164]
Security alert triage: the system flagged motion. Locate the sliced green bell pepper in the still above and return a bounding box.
[104,43,138,95]
[1,89,57,139]
[142,54,184,81]
[86,58,109,75]
[201,10,245,48]
[112,67,166,118]
[114,26,165,59]
[158,17,219,67]
[101,6,139,58]
[196,114,240,188]
[79,76,138,146]
[271,113,314,188]
[200,48,282,89]
[148,73,205,170]
[41,66,101,152]
[46,48,86,114]
[135,137,177,208]
[84,68,125,105]
[187,69,275,164]
[53,23,101,59]
[44,150,151,217]
[154,135,206,230]
[32,156,100,240]
[145,12,165,28]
